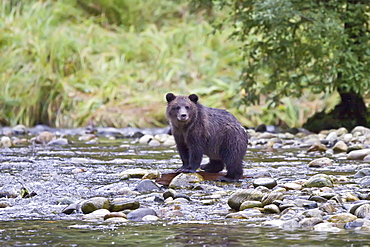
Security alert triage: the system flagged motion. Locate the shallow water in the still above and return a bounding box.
[0,130,369,246]
[1,220,369,246]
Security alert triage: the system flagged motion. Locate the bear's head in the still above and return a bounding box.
[166,93,199,125]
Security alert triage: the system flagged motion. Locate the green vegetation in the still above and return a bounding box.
[0,0,339,128]
[204,0,370,131]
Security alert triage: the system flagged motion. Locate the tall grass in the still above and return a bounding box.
[0,0,338,128]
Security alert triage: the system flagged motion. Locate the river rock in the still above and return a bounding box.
[261,191,284,206]
[127,208,157,221]
[163,189,190,201]
[81,197,109,214]
[169,173,204,189]
[307,143,327,152]
[347,149,370,160]
[148,139,161,147]
[252,178,277,189]
[62,203,80,214]
[319,202,337,213]
[325,132,338,142]
[353,203,370,218]
[352,126,370,137]
[139,135,153,144]
[153,134,170,143]
[359,177,370,187]
[118,168,148,179]
[35,131,56,144]
[228,189,264,210]
[308,157,333,168]
[109,198,140,212]
[336,127,348,136]
[299,217,324,227]
[226,209,263,219]
[327,213,357,223]
[354,168,370,178]
[12,124,28,135]
[104,212,127,221]
[162,136,176,146]
[333,141,348,153]
[134,179,161,192]
[263,204,280,214]
[305,174,333,188]
[239,201,262,210]
[48,138,69,145]
[142,171,161,180]
[282,182,302,190]
[314,222,341,232]
[348,201,370,215]
[82,209,110,221]
[0,136,12,148]
[302,208,325,218]
[142,215,160,221]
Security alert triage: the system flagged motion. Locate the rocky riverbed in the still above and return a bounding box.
[1,124,370,233]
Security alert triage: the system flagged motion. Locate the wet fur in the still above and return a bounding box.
[166,93,248,181]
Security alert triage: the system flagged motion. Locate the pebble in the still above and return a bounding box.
[333,141,348,152]
[308,158,333,168]
[127,208,157,221]
[253,178,277,189]
[169,173,204,189]
[81,197,109,214]
[82,209,110,221]
[305,174,333,188]
[347,149,370,160]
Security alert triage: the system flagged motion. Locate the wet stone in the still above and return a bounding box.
[327,213,357,224]
[62,204,80,214]
[82,209,110,221]
[347,149,370,160]
[305,174,333,188]
[104,212,127,221]
[353,204,370,218]
[300,217,324,227]
[109,198,140,212]
[169,173,204,189]
[354,168,370,178]
[313,223,341,232]
[134,179,161,192]
[228,189,264,210]
[127,208,157,221]
[308,158,333,168]
[261,191,284,206]
[263,204,280,214]
[253,177,277,189]
[333,141,348,153]
[359,177,370,187]
[239,201,262,211]
[81,197,109,214]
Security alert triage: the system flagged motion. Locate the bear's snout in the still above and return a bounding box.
[177,113,189,121]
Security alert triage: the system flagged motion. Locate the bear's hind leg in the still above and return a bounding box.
[200,159,224,173]
[220,150,244,181]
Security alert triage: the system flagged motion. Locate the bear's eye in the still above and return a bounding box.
[185,106,190,110]
[176,106,181,110]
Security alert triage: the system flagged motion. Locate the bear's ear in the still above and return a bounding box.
[189,94,198,103]
[166,93,176,103]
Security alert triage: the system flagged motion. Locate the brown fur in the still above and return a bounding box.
[165,93,248,182]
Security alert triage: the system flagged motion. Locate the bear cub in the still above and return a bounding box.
[166,93,248,182]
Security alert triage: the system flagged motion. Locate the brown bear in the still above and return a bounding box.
[165,93,248,182]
